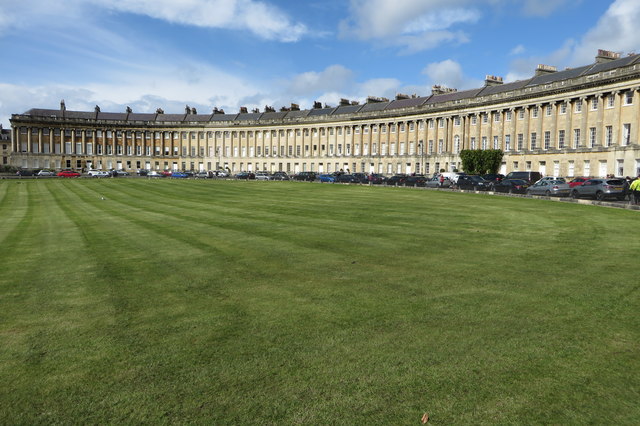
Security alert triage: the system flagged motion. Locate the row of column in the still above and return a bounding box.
[12,88,639,159]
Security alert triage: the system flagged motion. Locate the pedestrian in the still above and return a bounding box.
[630,176,640,205]
[439,174,445,187]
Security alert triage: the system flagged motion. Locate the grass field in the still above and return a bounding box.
[0,178,638,424]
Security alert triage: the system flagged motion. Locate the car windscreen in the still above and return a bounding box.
[606,179,624,185]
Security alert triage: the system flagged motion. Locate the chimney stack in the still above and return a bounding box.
[484,75,503,86]
[595,49,620,63]
[535,64,557,76]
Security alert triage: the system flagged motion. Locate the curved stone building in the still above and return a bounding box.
[9,50,640,177]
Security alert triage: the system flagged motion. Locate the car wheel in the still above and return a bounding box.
[596,191,604,201]
[571,190,579,199]
[545,190,551,196]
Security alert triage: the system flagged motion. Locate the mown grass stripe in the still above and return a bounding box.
[0,179,638,424]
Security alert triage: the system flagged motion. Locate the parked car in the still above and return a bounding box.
[492,179,529,194]
[194,171,209,178]
[335,174,359,183]
[570,178,626,200]
[57,170,80,178]
[271,171,289,181]
[235,172,255,180]
[403,175,428,187]
[456,175,492,191]
[171,171,189,178]
[37,169,56,176]
[16,169,34,176]
[318,173,336,183]
[534,176,566,184]
[112,170,129,177]
[386,174,407,186]
[482,173,504,185]
[425,176,452,188]
[254,171,272,180]
[147,170,164,177]
[161,170,173,177]
[88,170,110,177]
[526,179,571,197]
[504,171,543,185]
[136,169,148,176]
[367,173,387,184]
[292,171,316,181]
[568,176,590,188]
[351,173,369,184]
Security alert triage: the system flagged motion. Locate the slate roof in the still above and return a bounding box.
[425,88,483,105]
[259,111,288,121]
[358,101,391,113]
[284,109,310,119]
[332,104,363,115]
[584,53,640,75]
[526,65,592,87]
[307,107,335,117]
[477,79,532,96]
[236,112,263,121]
[386,96,429,110]
[156,114,185,122]
[15,53,640,125]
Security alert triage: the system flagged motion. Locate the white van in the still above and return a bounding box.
[439,172,466,184]
[88,170,110,177]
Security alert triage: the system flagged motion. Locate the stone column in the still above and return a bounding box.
[27,127,32,153]
[550,102,558,150]
[535,104,543,150]
[579,97,588,148]
[522,106,531,151]
[595,93,605,147]
[37,128,43,154]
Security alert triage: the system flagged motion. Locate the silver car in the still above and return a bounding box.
[527,179,571,197]
[254,171,272,180]
[425,176,452,188]
[570,178,626,201]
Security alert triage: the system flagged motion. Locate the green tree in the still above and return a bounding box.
[460,150,503,174]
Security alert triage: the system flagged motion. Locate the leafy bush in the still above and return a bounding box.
[460,150,503,174]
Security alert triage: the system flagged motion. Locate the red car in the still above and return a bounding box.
[57,170,81,178]
[568,177,590,188]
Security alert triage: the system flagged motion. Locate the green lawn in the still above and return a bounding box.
[0,179,638,424]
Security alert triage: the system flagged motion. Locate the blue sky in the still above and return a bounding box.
[1,0,639,127]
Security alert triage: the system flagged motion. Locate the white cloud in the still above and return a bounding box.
[521,0,574,17]
[0,0,307,42]
[89,0,307,42]
[285,65,355,97]
[510,44,525,55]
[422,59,481,89]
[402,8,480,34]
[569,0,640,65]
[358,78,403,99]
[340,0,480,52]
[395,31,470,55]
[504,0,640,82]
